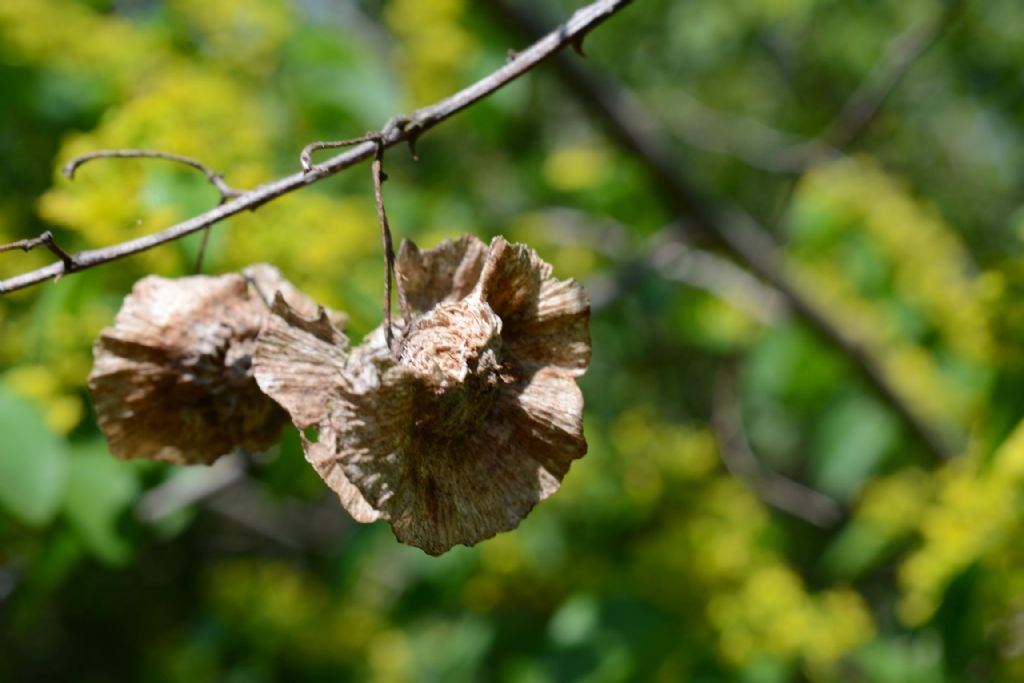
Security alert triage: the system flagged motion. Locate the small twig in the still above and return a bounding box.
[63,150,244,275]
[63,149,244,203]
[0,230,76,276]
[304,131,409,351]
[300,135,377,174]
[0,0,633,295]
[301,116,416,174]
[712,359,846,528]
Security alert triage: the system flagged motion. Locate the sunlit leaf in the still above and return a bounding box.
[0,385,67,525]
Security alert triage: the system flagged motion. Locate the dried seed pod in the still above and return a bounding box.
[88,265,339,465]
[255,235,590,555]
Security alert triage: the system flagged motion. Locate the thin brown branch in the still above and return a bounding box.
[63,149,244,203]
[712,360,846,529]
[485,0,955,462]
[0,230,76,274]
[0,0,633,295]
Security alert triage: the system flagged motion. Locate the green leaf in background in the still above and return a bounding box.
[819,521,899,581]
[810,395,898,500]
[62,440,140,565]
[0,385,67,526]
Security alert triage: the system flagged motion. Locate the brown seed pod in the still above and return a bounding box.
[254,235,590,555]
[88,265,340,465]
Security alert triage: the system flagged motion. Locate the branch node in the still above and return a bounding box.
[1,230,77,277]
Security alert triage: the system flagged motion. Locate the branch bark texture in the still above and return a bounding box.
[0,0,632,295]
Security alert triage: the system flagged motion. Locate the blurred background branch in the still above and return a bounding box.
[486,0,960,462]
[713,359,846,528]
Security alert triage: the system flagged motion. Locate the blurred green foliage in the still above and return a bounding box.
[1,0,1023,681]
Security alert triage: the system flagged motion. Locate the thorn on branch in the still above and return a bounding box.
[406,130,422,162]
[0,231,76,278]
[63,149,244,204]
[570,34,587,57]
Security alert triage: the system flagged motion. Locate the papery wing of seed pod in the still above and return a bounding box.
[321,236,590,555]
[332,362,578,556]
[396,234,489,314]
[252,296,379,522]
[88,273,288,465]
[478,237,591,374]
[244,263,348,334]
[305,428,381,523]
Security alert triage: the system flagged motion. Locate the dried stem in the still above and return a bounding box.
[0,0,632,295]
[194,229,212,274]
[372,145,398,352]
[486,0,955,462]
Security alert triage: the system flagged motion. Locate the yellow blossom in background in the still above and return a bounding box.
[168,0,295,78]
[543,144,612,193]
[788,157,992,429]
[857,467,933,536]
[385,0,477,104]
[36,67,274,276]
[221,190,380,312]
[0,0,167,89]
[899,421,1024,625]
[709,564,874,673]
[508,211,604,278]
[797,158,991,361]
[4,365,83,433]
